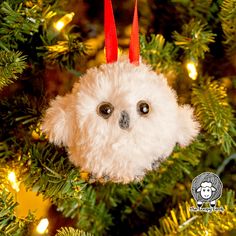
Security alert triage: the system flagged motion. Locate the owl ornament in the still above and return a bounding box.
[42,0,199,183]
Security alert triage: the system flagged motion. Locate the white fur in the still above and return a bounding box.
[42,59,200,183]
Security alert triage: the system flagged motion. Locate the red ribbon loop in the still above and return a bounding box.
[129,0,140,65]
[104,0,118,63]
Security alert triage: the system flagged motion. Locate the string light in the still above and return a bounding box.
[186,61,198,80]
[8,171,20,192]
[54,12,75,31]
[36,218,49,234]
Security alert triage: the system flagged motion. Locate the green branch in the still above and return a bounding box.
[220,0,236,55]
[0,51,26,90]
[173,20,215,60]
[0,2,42,49]
[192,79,236,154]
[42,34,87,69]
[145,190,236,236]
[0,190,34,236]
[140,34,179,73]
[56,227,92,236]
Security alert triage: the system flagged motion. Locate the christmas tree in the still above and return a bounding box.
[0,0,236,235]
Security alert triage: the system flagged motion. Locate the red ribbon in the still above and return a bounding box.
[129,0,139,65]
[104,0,139,65]
[104,0,118,63]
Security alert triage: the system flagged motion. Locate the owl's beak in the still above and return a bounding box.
[119,110,130,130]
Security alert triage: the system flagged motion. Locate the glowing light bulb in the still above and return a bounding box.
[55,21,65,31]
[8,171,20,192]
[186,61,198,80]
[36,218,49,234]
[54,12,75,31]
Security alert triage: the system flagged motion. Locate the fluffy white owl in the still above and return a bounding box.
[42,58,199,183]
[42,0,199,183]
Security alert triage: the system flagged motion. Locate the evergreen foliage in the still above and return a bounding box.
[173,20,216,60]
[0,0,235,235]
[146,191,236,236]
[0,51,26,90]
[192,79,236,154]
[220,0,236,55]
[140,34,179,73]
[43,34,87,69]
[56,227,92,236]
[0,190,34,236]
[0,1,42,48]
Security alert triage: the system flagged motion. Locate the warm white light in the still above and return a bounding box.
[55,21,65,31]
[8,171,20,192]
[36,218,49,234]
[54,12,75,32]
[186,62,198,80]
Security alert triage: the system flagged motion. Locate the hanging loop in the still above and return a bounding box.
[104,0,118,63]
[129,0,140,65]
[104,0,139,65]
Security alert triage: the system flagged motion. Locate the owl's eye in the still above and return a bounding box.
[137,100,150,116]
[97,102,114,119]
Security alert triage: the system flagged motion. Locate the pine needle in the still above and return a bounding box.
[0,51,26,90]
[56,227,92,236]
[192,79,236,154]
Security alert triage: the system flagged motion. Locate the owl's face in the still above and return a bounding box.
[42,59,199,183]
